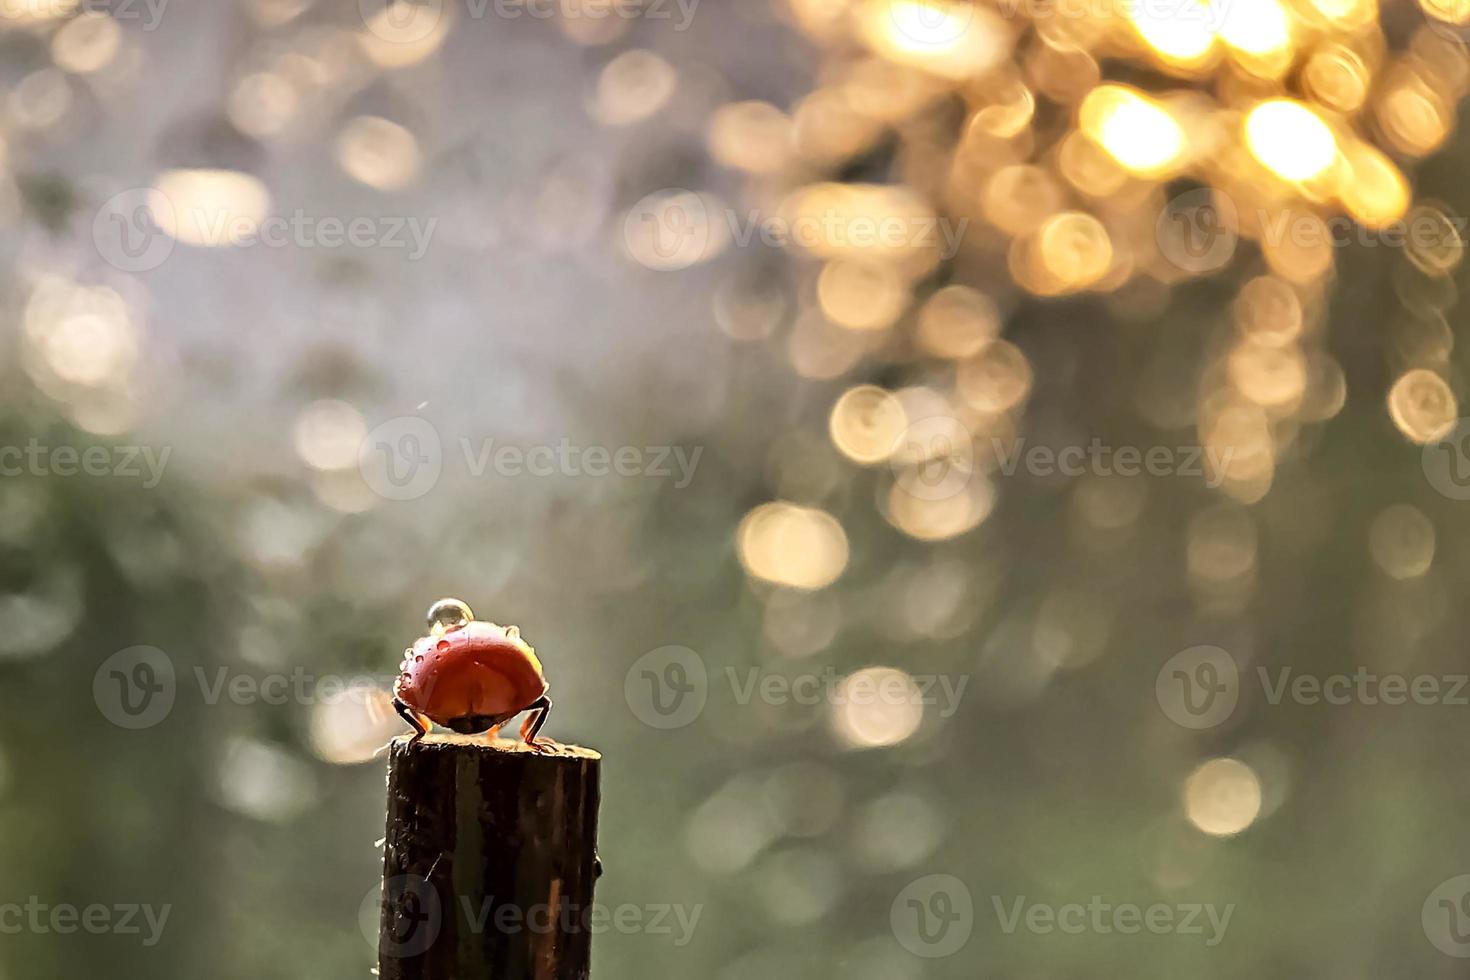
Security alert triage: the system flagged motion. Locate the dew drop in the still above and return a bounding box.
[414,654,424,662]
[427,597,473,634]
[435,640,449,652]
[505,625,520,640]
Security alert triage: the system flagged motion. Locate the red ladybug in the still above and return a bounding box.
[392,598,552,748]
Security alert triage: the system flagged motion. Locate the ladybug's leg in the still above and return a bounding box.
[393,697,429,744]
[518,696,552,749]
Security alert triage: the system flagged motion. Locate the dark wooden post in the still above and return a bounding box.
[378,735,602,980]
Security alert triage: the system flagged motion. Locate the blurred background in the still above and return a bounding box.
[5,0,1470,976]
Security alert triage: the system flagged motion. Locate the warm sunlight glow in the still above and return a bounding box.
[1080,85,1185,177]
[1245,100,1338,181]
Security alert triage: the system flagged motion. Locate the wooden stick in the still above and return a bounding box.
[378,734,602,980]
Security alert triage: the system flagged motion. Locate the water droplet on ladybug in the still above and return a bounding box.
[427,597,473,634]
[414,655,424,663]
[435,640,449,652]
[505,625,520,640]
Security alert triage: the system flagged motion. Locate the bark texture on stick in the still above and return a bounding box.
[379,734,602,980]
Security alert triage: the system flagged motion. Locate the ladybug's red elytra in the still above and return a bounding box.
[392,598,552,749]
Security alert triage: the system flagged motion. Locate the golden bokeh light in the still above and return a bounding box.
[829,385,908,465]
[1034,211,1114,292]
[1127,0,1217,69]
[1228,340,1307,409]
[336,115,421,191]
[293,400,367,472]
[1217,0,1294,74]
[1377,70,1451,157]
[1184,758,1263,836]
[1234,276,1304,346]
[817,260,908,330]
[51,12,121,74]
[859,0,1010,81]
[1302,44,1370,112]
[915,285,1000,359]
[150,169,272,247]
[1245,100,1338,182]
[23,278,138,393]
[1403,204,1465,275]
[1420,0,1470,26]
[983,164,1063,237]
[1338,142,1409,229]
[830,666,924,748]
[229,73,299,139]
[884,476,996,541]
[1386,368,1457,443]
[1368,504,1436,579]
[357,2,451,68]
[1079,85,1186,179]
[708,101,793,175]
[1304,0,1378,29]
[737,502,850,590]
[594,49,677,126]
